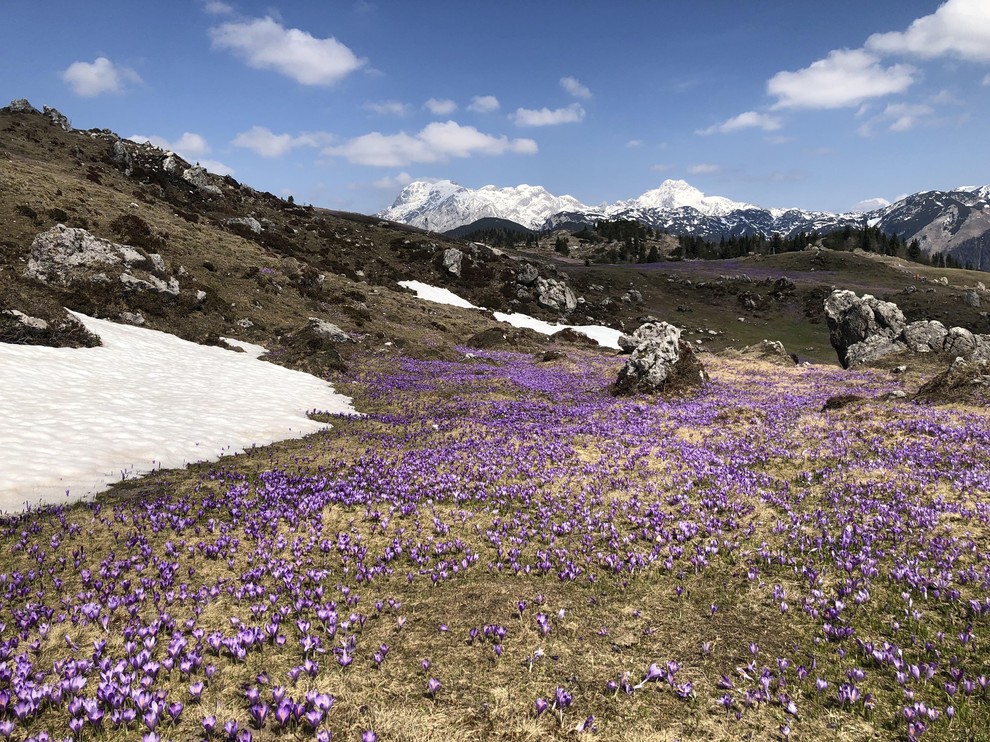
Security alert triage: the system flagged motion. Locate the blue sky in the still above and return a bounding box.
[3,0,989,214]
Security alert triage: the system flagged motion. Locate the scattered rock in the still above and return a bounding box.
[613,322,708,396]
[226,216,263,235]
[182,166,223,197]
[903,320,947,353]
[42,106,71,131]
[440,248,463,277]
[962,289,981,308]
[538,349,568,363]
[550,328,597,346]
[618,322,671,354]
[118,311,146,326]
[307,318,349,343]
[6,98,39,114]
[467,326,546,351]
[235,318,254,329]
[535,277,577,312]
[845,335,908,367]
[516,263,539,286]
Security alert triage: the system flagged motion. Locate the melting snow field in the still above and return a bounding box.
[399,280,623,349]
[0,312,357,514]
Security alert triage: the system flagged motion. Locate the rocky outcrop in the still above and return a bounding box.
[613,322,708,395]
[307,318,350,344]
[826,290,990,367]
[729,339,798,366]
[25,224,180,296]
[43,106,71,131]
[182,166,223,197]
[440,248,463,277]
[227,217,263,235]
[535,277,577,312]
[825,290,906,368]
[618,321,669,354]
[6,98,39,114]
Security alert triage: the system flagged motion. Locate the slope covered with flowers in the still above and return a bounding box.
[2,349,988,741]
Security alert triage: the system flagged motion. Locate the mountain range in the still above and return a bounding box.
[379,179,990,269]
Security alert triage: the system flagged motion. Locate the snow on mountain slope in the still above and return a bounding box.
[379,179,589,232]
[611,179,753,216]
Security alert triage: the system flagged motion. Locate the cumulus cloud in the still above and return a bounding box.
[364,100,411,116]
[866,0,990,62]
[424,98,457,115]
[512,103,585,127]
[687,163,721,175]
[209,16,365,86]
[697,110,782,135]
[62,57,141,97]
[324,120,537,167]
[467,95,500,113]
[768,48,915,109]
[232,126,332,157]
[560,76,592,99]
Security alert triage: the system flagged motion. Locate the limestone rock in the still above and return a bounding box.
[43,106,71,131]
[307,318,350,344]
[535,277,577,312]
[915,357,990,405]
[226,217,262,234]
[618,321,670,354]
[962,290,981,308]
[845,335,908,367]
[182,167,223,197]
[824,289,906,368]
[735,339,798,366]
[26,224,180,296]
[6,99,39,114]
[516,263,539,286]
[440,248,463,277]
[903,320,948,353]
[613,322,708,395]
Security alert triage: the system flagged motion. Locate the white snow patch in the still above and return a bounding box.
[398,280,621,349]
[0,312,357,514]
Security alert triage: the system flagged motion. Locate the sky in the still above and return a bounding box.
[0,312,356,514]
[2,0,989,215]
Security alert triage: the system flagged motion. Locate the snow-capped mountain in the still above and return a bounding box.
[869,186,990,270]
[379,178,990,265]
[378,179,589,233]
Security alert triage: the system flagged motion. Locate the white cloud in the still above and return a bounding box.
[650,163,673,172]
[203,1,234,15]
[364,100,411,116]
[983,73,990,85]
[370,172,414,189]
[768,48,915,109]
[209,16,365,86]
[424,98,457,115]
[857,102,935,136]
[851,197,891,213]
[324,120,537,167]
[687,163,720,175]
[626,139,643,148]
[560,76,592,99]
[62,57,141,97]
[232,126,332,157]
[866,0,990,62]
[467,95,500,113]
[697,110,782,135]
[512,103,585,127]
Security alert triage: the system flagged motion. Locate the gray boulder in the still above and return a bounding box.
[440,248,463,277]
[614,322,708,395]
[182,166,223,197]
[903,320,948,353]
[845,335,908,367]
[26,224,180,296]
[307,318,350,344]
[517,263,539,286]
[962,290,981,308]
[226,217,263,234]
[825,290,906,368]
[535,277,577,312]
[7,98,39,114]
[943,327,977,357]
[43,106,71,131]
[618,321,669,354]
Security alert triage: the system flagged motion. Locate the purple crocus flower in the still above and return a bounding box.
[427,678,441,697]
